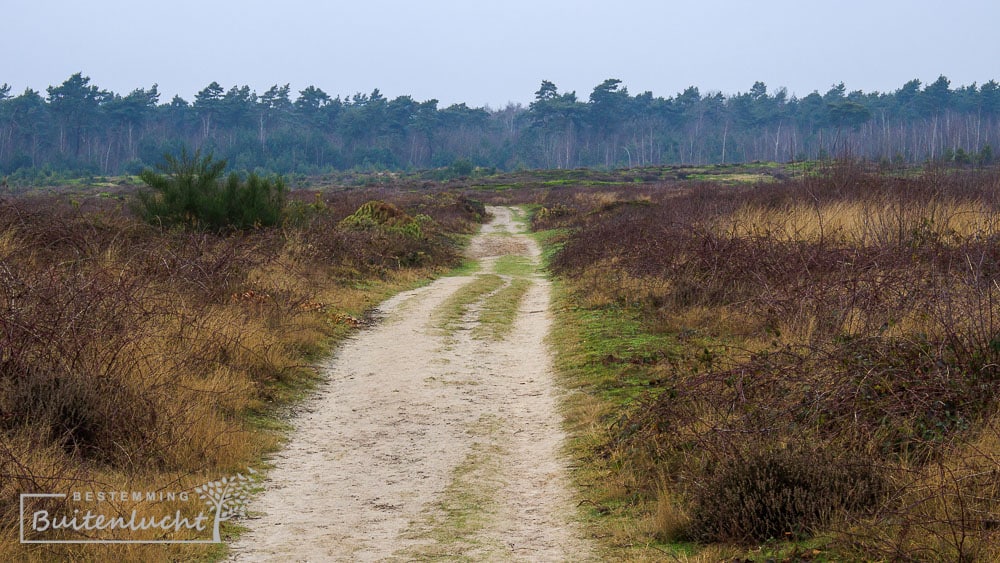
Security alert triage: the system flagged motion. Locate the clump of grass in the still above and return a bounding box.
[653,480,691,543]
[338,199,437,242]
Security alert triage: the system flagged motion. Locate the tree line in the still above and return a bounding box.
[1,73,997,179]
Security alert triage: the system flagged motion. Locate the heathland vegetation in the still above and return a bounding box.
[1,158,486,560]
[1,74,998,181]
[518,162,1000,560]
[5,152,1000,560]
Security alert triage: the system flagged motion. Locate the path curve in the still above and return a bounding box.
[228,206,593,562]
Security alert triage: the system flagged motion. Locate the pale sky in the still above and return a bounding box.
[3,0,998,107]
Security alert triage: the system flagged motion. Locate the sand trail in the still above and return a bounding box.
[228,206,592,562]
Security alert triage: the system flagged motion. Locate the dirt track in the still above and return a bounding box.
[228,206,593,561]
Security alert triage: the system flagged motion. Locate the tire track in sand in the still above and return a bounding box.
[228,206,593,562]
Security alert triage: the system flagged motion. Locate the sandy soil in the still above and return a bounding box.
[228,206,593,562]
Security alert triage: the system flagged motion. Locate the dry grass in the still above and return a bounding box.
[0,187,483,560]
[726,198,1000,246]
[535,163,1000,560]
[652,479,690,543]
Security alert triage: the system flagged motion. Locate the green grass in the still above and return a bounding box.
[471,215,539,340]
[467,183,519,191]
[507,205,530,228]
[534,226,726,561]
[447,257,481,276]
[558,303,683,404]
[541,179,620,187]
[529,227,567,265]
[544,278,673,560]
[473,278,532,340]
[493,255,535,277]
[434,274,505,334]
[686,172,775,184]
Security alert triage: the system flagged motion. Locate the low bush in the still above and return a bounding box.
[136,149,286,231]
[537,163,1000,559]
[689,446,885,543]
[0,181,485,559]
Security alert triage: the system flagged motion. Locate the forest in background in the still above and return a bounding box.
[1,73,998,180]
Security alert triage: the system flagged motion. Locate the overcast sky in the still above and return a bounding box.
[3,0,998,108]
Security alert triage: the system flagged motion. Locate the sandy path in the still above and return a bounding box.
[228,206,593,562]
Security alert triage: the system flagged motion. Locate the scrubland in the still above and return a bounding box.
[528,163,1000,561]
[0,185,483,561]
[7,159,1000,562]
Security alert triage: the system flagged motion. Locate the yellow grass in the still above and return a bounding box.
[725,198,1000,244]
[573,191,624,208]
[542,178,1000,559]
[651,479,691,543]
[842,424,1000,562]
[0,228,18,255]
[0,216,457,561]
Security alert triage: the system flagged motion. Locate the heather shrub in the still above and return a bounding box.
[688,446,885,543]
[1,365,154,464]
[0,177,486,559]
[540,164,1000,558]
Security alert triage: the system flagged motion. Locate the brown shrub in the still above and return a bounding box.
[541,164,1000,558]
[688,446,886,543]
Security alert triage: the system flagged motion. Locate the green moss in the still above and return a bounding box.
[447,258,481,276]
